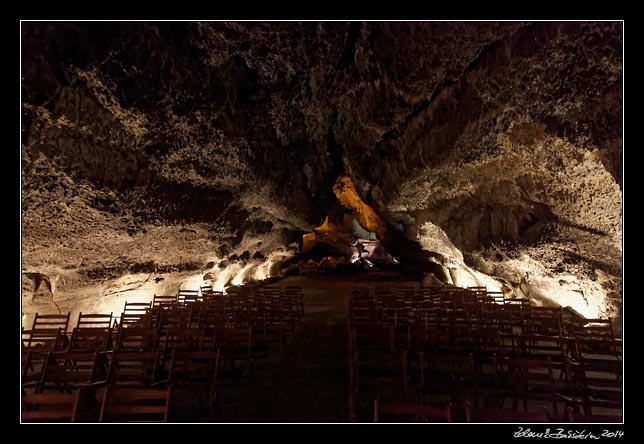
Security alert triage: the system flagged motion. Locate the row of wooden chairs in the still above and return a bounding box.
[350,285,616,339]
[373,399,622,423]
[348,323,621,375]
[23,285,306,353]
[154,285,304,320]
[21,314,273,398]
[354,344,622,422]
[22,284,306,422]
[348,285,621,423]
[24,323,256,391]
[22,386,172,423]
[23,331,257,422]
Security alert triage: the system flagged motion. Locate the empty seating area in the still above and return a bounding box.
[21,284,305,422]
[348,284,622,423]
[22,277,622,423]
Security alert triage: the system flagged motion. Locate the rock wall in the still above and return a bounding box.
[21,21,622,324]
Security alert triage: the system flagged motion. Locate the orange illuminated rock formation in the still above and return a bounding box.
[302,175,396,258]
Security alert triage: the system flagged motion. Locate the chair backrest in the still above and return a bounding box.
[38,351,106,392]
[22,390,81,422]
[152,294,178,309]
[123,302,152,316]
[350,306,381,328]
[350,324,394,353]
[262,286,282,298]
[494,356,556,405]
[200,284,213,295]
[158,307,194,332]
[517,335,568,361]
[466,402,551,422]
[374,398,452,422]
[99,386,172,422]
[120,302,153,328]
[350,286,372,302]
[567,352,622,413]
[162,327,204,353]
[31,313,71,333]
[24,328,66,351]
[200,285,224,303]
[106,351,162,386]
[168,349,220,386]
[567,318,614,340]
[566,407,622,423]
[425,352,477,381]
[482,291,504,304]
[216,326,253,358]
[68,327,112,352]
[76,312,113,329]
[573,337,622,360]
[26,313,71,350]
[114,326,158,352]
[178,289,200,305]
[522,308,564,336]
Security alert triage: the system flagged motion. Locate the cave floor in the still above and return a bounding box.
[226,272,417,423]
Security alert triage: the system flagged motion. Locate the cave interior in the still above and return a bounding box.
[20,21,623,423]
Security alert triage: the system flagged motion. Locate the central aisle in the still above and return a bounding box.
[246,276,352,422]
[244,273,417,422]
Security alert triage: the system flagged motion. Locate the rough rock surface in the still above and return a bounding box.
[21,22,622,329]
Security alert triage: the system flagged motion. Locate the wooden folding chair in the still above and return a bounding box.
[350,286,372,303]
[76,312,113,330]
[516,334,573,379]
[381,300,409,329]
[493,356,560,417]
[22,389,82,422]
[350,325,394,354]
[215,326,256,392]
[573,336,622,361]
[114,325,158,352]
[161,327,204,358]
[416,352,479,408]
[284,286,304,322]
[566,406,622,423]
[99,386,172,422]
[525,307,565,336]
[565,352,622,415]
[105,351,166,387]
[566,318,615,340]
[25,313,71,351]
[178,289,200,306]
[152,294,178,310]
[465,401,551,423]
[351,350,406,422]
[168,349,221,420]
[68,327,113,352]
[120,302,153,328]
[373,398,452,422]
[350,306,381,329]
[37,350,107,393]
[482,291,504,305]
[22,349,45,392]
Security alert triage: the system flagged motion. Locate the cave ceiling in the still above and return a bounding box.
[21,21,622,324]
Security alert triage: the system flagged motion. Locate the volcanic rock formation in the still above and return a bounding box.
[21,22,622,330]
